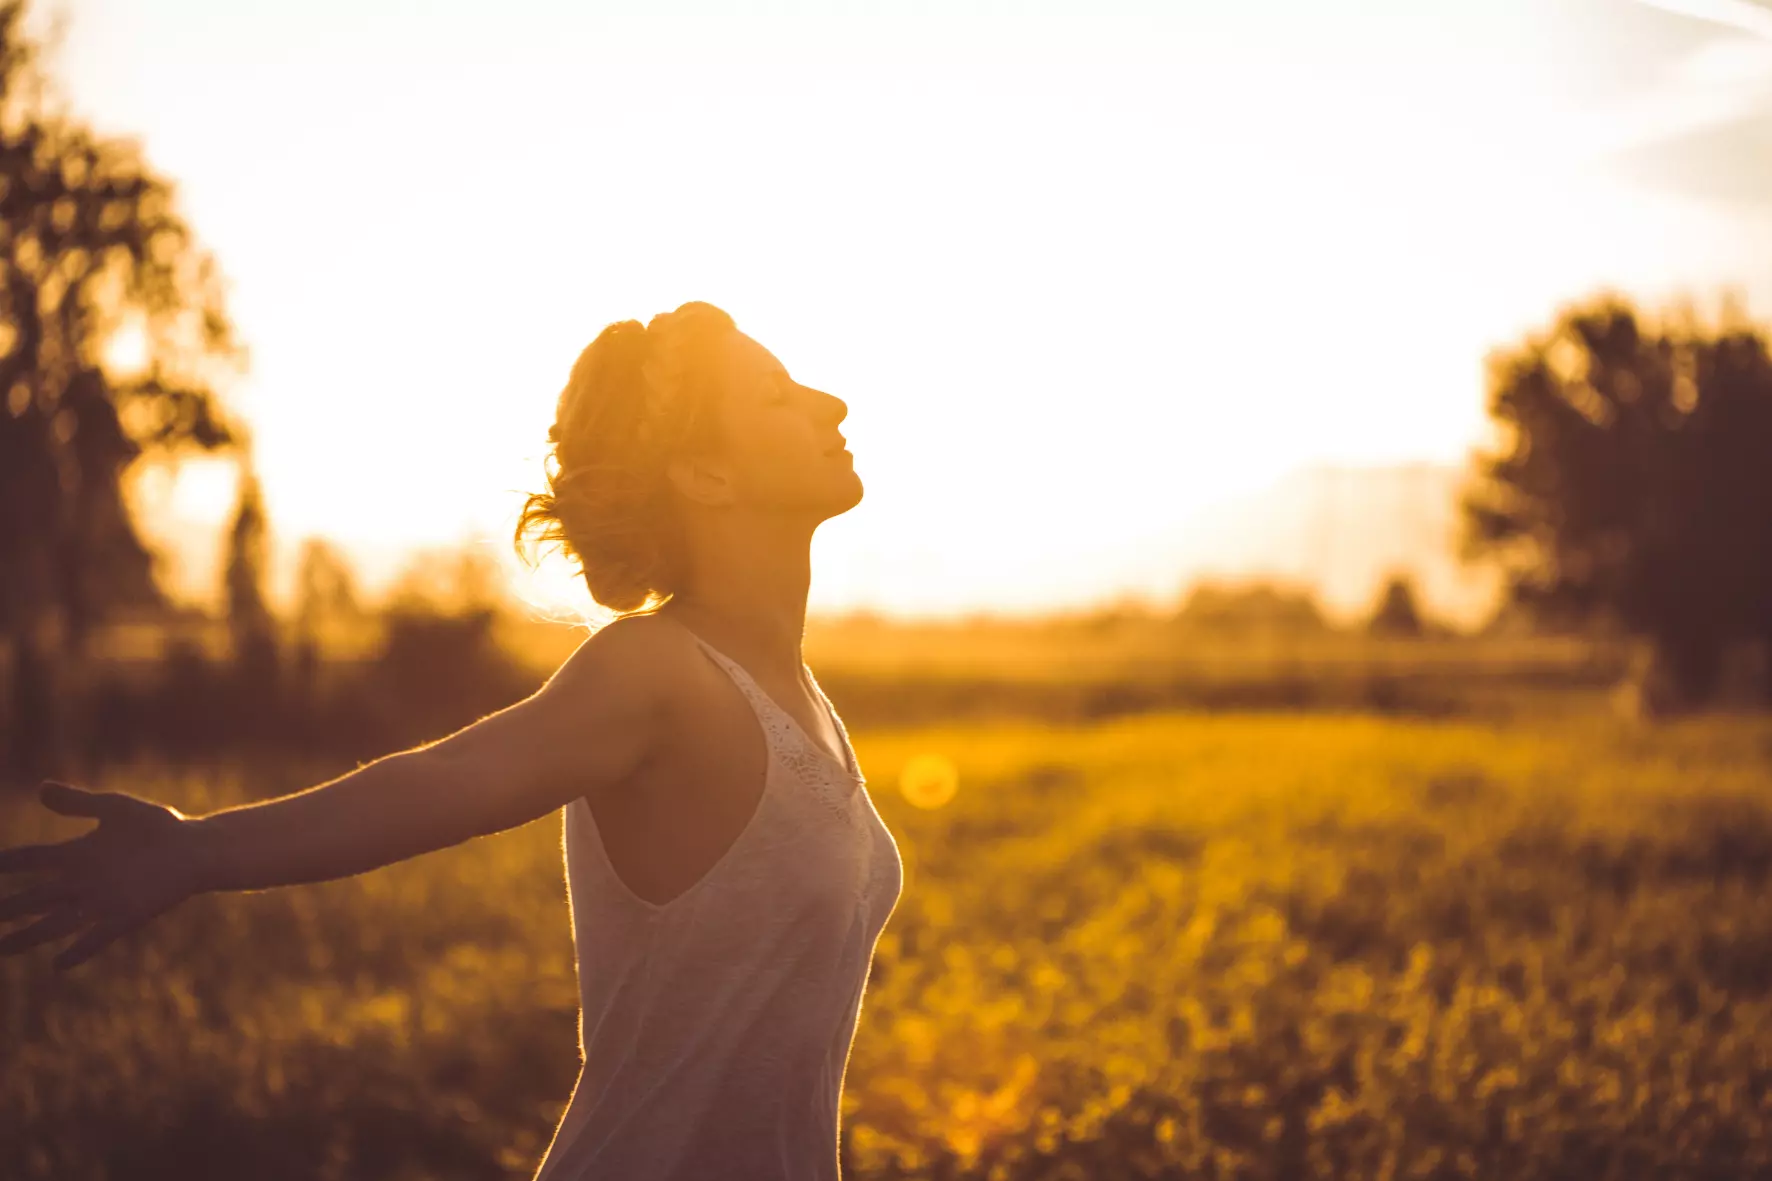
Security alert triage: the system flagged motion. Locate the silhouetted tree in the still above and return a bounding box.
[385,541,505,617]
[1368,573,1423,638]
[293,537,362,643]
[223,462,278,741]
[366,544,533,750]
[288,536,363,743]
[1463,295,1772,707]
[0,0,242,776]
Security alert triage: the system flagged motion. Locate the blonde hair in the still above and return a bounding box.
[514,301,738,613]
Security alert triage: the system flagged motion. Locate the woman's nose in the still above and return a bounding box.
[802,384,847,425]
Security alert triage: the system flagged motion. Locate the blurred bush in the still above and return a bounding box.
[2,544,542,787]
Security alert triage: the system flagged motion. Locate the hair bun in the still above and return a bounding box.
[513,302,738,615]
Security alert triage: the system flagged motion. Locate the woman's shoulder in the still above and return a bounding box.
[545,611,720,715]
[540,614,755,792]
[555,612,698,681]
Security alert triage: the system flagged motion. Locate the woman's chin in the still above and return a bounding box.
[828,470,864,515]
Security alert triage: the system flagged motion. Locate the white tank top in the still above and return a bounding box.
[532,628,903,1181]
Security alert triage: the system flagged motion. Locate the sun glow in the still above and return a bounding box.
[57,0,1772,617]
[103,321,149,380]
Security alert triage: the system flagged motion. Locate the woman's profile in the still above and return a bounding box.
[0,300,904,1180]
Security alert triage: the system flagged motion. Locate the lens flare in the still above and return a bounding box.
[899,753,960,810]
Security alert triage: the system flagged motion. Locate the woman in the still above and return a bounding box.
[0,301,904,1181]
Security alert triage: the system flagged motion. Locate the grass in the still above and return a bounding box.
[5,711,1772,1179]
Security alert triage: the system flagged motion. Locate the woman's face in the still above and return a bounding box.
[690,329,863,520]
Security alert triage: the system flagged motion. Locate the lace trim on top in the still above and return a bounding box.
[689,635,865,824]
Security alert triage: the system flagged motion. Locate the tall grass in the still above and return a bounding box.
[5,713,1772,1179]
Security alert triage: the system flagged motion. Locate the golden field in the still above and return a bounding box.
[5,709,1772,1179]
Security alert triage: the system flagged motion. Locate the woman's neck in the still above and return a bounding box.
[663,516,815,680]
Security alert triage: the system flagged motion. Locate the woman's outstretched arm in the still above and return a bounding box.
[0,617,680,970]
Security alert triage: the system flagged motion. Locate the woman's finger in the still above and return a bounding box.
[0,839,77,875]
[39,782,142,821]
[52,915,136,972]
[0,907,86,957]
[0,881,73,924]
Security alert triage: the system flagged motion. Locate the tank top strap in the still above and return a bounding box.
[681,627,864,807]
[685,633,773,717]
[801,665,862,780]
[683,631,803,766]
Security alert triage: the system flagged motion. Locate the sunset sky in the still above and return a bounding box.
[52,0,1772,620]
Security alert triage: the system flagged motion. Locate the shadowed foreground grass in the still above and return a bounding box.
[5,713,1772,1179]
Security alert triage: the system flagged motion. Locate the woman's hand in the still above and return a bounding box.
[0,781,209,971]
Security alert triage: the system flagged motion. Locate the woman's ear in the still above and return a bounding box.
[666,453,735,509]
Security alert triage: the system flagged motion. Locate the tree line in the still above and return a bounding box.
[0,0,1766,782]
